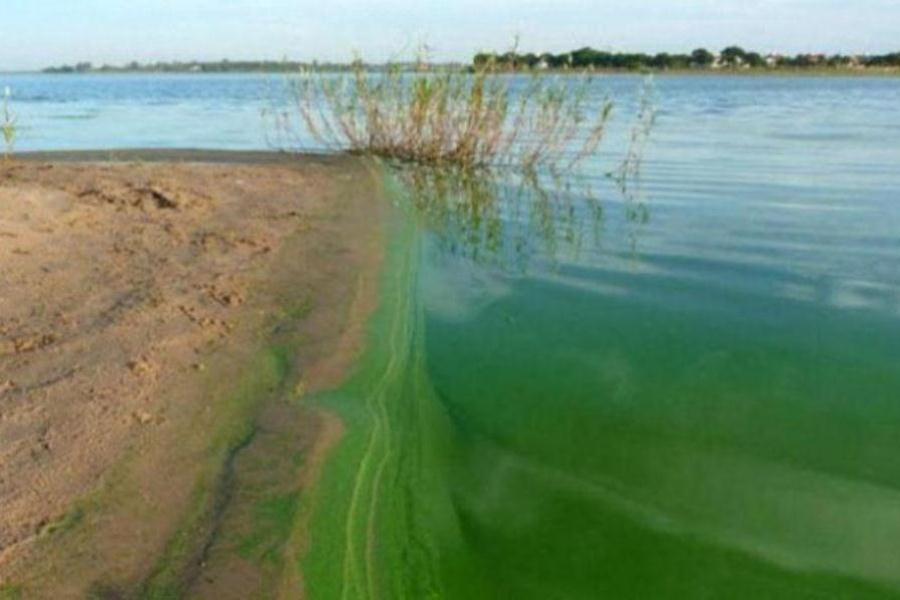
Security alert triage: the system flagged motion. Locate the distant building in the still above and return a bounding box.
[799,53,826,66]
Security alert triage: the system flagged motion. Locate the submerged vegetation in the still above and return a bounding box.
[275,51,614,171]
[385,72,655,268]
[269,49,657,269]
[395,166,596,269]
[612,77,657,187]
[391,153,650,272]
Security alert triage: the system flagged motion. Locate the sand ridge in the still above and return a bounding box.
[0,153,387,597]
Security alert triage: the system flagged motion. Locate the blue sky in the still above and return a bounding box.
[2,0,898,70]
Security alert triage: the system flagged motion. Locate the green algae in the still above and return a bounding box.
[140,345,293,599]
[237,492,302,565]
[34,156,890,599]
[300,173,465,599]
[297,157,900,599]
[0,341,301,599]
[39,506,84,538]
[0,586,22,600]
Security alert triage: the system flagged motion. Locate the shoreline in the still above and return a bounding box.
[3,67,899,78]
[0,151,388,597]
[11,148,337,164]
[490,67,900,78]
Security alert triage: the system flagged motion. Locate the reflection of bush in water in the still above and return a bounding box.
[392,166,592,270]
[380,77,656,269]
[393,164,651,270]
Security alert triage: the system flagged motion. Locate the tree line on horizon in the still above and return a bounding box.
[38,47,900,75]
[41,60,360,74]
[39,59,473,74]
[474,47,900,71]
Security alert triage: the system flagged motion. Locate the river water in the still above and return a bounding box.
[5,72,900,598]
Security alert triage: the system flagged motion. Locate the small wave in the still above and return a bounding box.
[47,113,99,121]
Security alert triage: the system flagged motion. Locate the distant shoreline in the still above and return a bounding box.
[4,68,898,78]
[560,67,900,78]
[9,46,900,77]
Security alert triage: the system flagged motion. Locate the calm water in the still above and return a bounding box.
[408,79,900,598]
[6,73,900,597]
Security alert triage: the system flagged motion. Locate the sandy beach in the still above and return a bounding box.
[0,151,385,597]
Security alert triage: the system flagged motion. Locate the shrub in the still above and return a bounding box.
[276,53,613,172]
[2,86,17,159]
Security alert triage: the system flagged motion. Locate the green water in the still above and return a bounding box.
[306,77,900,599]
[306,179,900,598]
[6,73,899,598]
[422,272,900,598]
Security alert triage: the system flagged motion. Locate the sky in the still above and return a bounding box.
[2,0,898,70]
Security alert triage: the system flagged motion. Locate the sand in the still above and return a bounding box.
[0,151,386,597]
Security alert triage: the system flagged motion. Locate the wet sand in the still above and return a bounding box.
[0,151,386,597]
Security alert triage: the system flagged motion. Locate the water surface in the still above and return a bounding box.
[375,75,900,598]
[5,73,900,598]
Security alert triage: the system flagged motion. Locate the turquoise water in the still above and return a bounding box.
[6,73,900,597]
[2,73,277,150]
